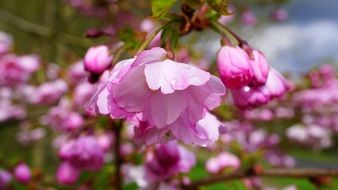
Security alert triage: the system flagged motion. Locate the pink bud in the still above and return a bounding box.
[84,45,113,74]
[249,50,270,86]
[56,162,80,185]
[205,157,221,174]
[217,46,253,89]
[263,68,290,99]
[231,86,270,109]
[217,152,240,170]
[14,163,31,184]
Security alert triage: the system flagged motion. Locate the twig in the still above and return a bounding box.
[184,168,338,190]
[113,120,123,190]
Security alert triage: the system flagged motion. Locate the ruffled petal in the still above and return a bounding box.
[149,92,187,128]
[144,60,211,94]
[113,65,151,112]
[132,47,166,67]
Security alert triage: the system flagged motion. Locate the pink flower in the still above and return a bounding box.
[56,162,80,185]
[145,141,195,182]
[270,8,288,22]
[231,68,290,109]
[73,82,96,108]
[14,163,31,184]
[249,50,269,86]
[41,104,84,132]
[59,135,104,170]
[0,31,12,55]
[0,55,39,87]
[231,86,270,109]
[0,100,26,122]
[68,61,88,84]
[28,79,68,104]
[84,45,113,74]
[206,152,240,174]
[91,47,226,144]
[217,46,253,89]
[240,10,257,26]
[0,169,12,188]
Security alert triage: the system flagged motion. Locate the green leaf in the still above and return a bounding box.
[207,0,232,15]
[151,0,177,18]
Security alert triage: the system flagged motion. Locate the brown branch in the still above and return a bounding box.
[184,168,338,190]
[113,120,123,190]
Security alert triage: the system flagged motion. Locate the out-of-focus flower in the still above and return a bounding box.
[0,31,12,55]
[206,151,240,174]
[24,79,68,104]
[84,45,113,74]
[16,126,46,145]
[0,100,26,122]
[56,162,80,185]
[270,8,288,22]
[90,47,225,145]
[217,46,252,89]
[0,55,39,87]
[0,169,12,189]
[240,10,257,26]
[59,135,104,170]
[14,163,31,184]
[286,124,332,149]
[96,133,113,152]
[41,104,84,132]
[73,82,96,108]
[145,141,195,182]
[68,61,88,84]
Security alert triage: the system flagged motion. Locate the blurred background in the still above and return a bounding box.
[1,0,338,189]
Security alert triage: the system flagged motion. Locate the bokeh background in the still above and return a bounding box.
[1,0,338,189]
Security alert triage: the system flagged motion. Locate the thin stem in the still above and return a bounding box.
[210,20,248,46]
[136,26,163,54]
[210,20,238,45]
[113,120,123,190]
[184,168,338,190]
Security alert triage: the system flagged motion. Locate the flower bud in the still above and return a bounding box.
[249,50,270,86]
[84,45,113,74]
[56,162,80,185]
[14,163,31,183]
[231,86,270,110]
[263,68,291,98]
[217,46,253,89]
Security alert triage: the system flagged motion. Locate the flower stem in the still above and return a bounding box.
[135,26,163,54]
[210,20,248,47]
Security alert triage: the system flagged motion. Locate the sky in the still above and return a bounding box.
[250,0,338,74]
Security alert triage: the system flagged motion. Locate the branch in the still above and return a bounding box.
[113,120,123,190]
[184,168,338,190]
[0,10,92,49]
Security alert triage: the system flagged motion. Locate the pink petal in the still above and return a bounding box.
[132,47,166,67]
[144,60,211,94]
[149,92,187,128]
